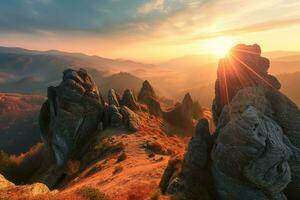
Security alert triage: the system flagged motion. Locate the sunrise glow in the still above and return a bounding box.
[205,37,235,58]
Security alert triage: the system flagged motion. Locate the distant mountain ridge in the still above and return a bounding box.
[0,46,151,96]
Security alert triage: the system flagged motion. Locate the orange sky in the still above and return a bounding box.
[0,0,300,63]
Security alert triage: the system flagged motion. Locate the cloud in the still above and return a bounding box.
[188,18,300,41]
[0,0,300,45]
[138,0,165,14]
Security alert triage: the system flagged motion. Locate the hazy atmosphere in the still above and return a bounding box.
[0,1,300,200]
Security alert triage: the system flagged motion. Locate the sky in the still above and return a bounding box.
[0,0,300,62]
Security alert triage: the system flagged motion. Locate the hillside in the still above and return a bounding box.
[0,93,46,154]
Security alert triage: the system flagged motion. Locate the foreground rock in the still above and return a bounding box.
[160,119,215,199]
[160,44,300,200]
[212,45,300,200]
[0,174,55,198]
[39,68,104,165]
[212,44,281,123]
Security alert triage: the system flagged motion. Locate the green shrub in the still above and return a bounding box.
[76,186,110,200]
[150,189,161,200]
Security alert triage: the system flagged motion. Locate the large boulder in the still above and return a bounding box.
[210,44,300,199]
[212,102,292,199]
[212,44,281,123]
[160,119,215,199]
[39,68,104,165]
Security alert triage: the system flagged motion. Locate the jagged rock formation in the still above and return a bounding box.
[138,80,157,103]
[160,119,215,199]
[108,88,121,107]
[160,44,300,200]
[108,104,123,127]
[39,68,142,166]
[39,68,104,165]
[120,106,140,131]
[138,80,162,116]
[121,89,140,111]
[163,93,202,129]
[212,44,281,123]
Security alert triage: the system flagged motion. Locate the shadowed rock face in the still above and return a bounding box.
[212,105,292,199]
[163,93,202,130]
[160,119,215,199]
[212,44,281,124]
[108,88,121,107]
[211,44,300,200]
[39,68,104,165]
[160,44,300,200]
[138,80,156,104]
[121,89,140,111]
[138,80,162,116]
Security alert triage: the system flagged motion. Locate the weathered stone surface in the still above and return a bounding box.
[212,44,281,123]
[108,88,121,107]
[120,106,140,131]
[108,105,123,127]
[212,105,291,199]
[39,68,103,165]
[160,44,300,200]
[184,119,212,169]
[121,89,140,111]
[160,119,215,199]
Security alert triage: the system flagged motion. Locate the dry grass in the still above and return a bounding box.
[76,186,110,200]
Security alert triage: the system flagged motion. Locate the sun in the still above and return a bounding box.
[205,37,235,58]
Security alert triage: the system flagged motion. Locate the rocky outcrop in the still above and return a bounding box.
[211,45,300,199]
[121,89,140,111]
[163,93,202,129]
[138,80,157,104]
[108,88,121,107]
[160,44,300,200]
[160,119,215,199]
[138,80,162,116]
[39,68,104,165]
[120,106,140,131]
[212,44,281,124]
[108,105,123,127]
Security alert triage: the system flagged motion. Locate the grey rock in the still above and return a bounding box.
[120,106,140,131]
[160,119,215,199]
[108,105,123,127]
[212,44,281,123]
[184,118,212,168]
[39,68,103,166]
[212,105,291,199]
[108,88,121,107]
